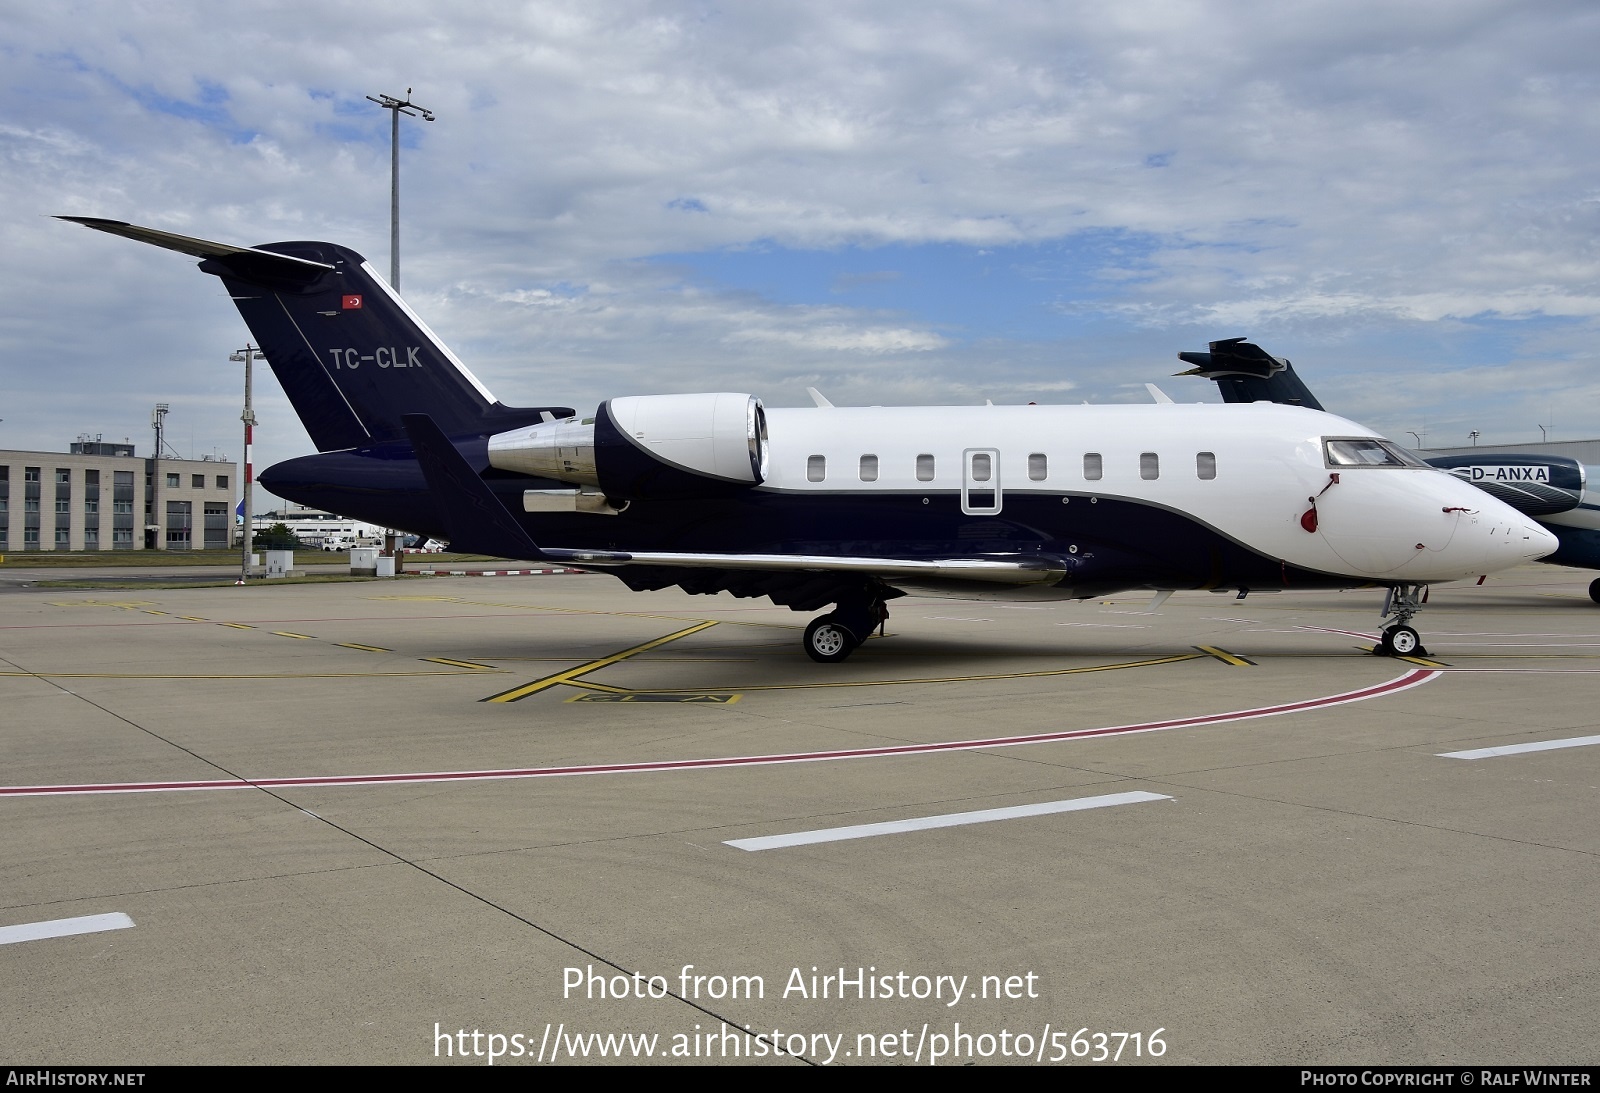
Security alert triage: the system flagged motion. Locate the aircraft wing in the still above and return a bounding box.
[400,412,1068,594]
[539,548,1068,585]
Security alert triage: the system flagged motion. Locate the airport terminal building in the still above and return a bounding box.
[0,440,238,552]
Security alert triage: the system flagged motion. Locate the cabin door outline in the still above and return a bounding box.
[961,448,1002,515]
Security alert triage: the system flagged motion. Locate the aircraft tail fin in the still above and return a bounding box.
[58,217,572,451]
[1176,337,1326,412]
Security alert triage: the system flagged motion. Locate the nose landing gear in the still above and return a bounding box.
[1376,584,1430,657]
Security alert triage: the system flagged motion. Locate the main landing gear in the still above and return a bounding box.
[803,596,890,663]
[1376,583,1429,657]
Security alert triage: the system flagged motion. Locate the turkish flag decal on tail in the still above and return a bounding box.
[342,294,363,309]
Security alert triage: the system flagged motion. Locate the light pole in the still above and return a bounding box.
[1468,430,1481,446]
[230,346,261,585]
[365,88,435,291]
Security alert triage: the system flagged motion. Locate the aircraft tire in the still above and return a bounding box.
[1381,625,1421,657]
[1589,577,1600,605]
[804,615,858,663]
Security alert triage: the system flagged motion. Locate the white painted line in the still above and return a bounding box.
[0,912,134,946]
[724,790,1171,851]
[1438,734,1600,760]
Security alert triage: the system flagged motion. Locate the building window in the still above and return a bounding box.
[1197,452,1217,480]
[859,454,878,482]
[1083,453,1102,481]
[165,500,192,550]
[192,474,205,489]
[55,528,69,547]
[807,455,826,482]
[55,499,70,514]
[217,475,229,490]
[916,454,935,482]
[1028,453,1048,481]
[84,528,98,547]
[203,502,229,549]
[166,473,180,488]
[24,467,40,483]
[55,469,70,485]
[1140,452,1160,480]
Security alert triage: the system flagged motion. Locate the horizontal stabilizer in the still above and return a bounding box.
[56,217,333,284]
[1176,337,1325,412]
[62,215,575,451]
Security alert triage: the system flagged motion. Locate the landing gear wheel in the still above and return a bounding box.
[1380,624,1423,657]
[804,615,859,663]
[1589,577,1600,605]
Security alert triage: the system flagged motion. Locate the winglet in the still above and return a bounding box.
[401,414,547,561]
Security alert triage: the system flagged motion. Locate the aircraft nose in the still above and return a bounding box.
[1519,519,1560,562]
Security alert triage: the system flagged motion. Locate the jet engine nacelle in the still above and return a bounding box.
[1424,454,1589,518]
[487,392,769,500]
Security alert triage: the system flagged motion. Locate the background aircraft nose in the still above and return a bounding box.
[1521,520,1560,561]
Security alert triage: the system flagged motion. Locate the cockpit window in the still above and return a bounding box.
[1323,437,1428,468]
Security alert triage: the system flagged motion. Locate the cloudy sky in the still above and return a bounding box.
[4,1,1599,507]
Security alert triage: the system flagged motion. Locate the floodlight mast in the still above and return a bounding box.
[365,89,435,291]
[229,346,260,585]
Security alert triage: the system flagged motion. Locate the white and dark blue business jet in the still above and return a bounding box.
[60,217,1557,660]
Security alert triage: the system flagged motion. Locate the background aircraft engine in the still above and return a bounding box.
[487,392,768,501]
[1425,454,1588,518]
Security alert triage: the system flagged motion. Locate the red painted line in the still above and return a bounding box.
[0,669,1439,798]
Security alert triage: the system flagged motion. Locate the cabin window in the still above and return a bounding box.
[1083,453,1103,481]
[1197,452,1216,480]
[970,453,992,482]
[859,454,878,482]
[916,454,935,482]
[1028,453,1047,481]
[806,455,826,482]
[1140,452,1159,480]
